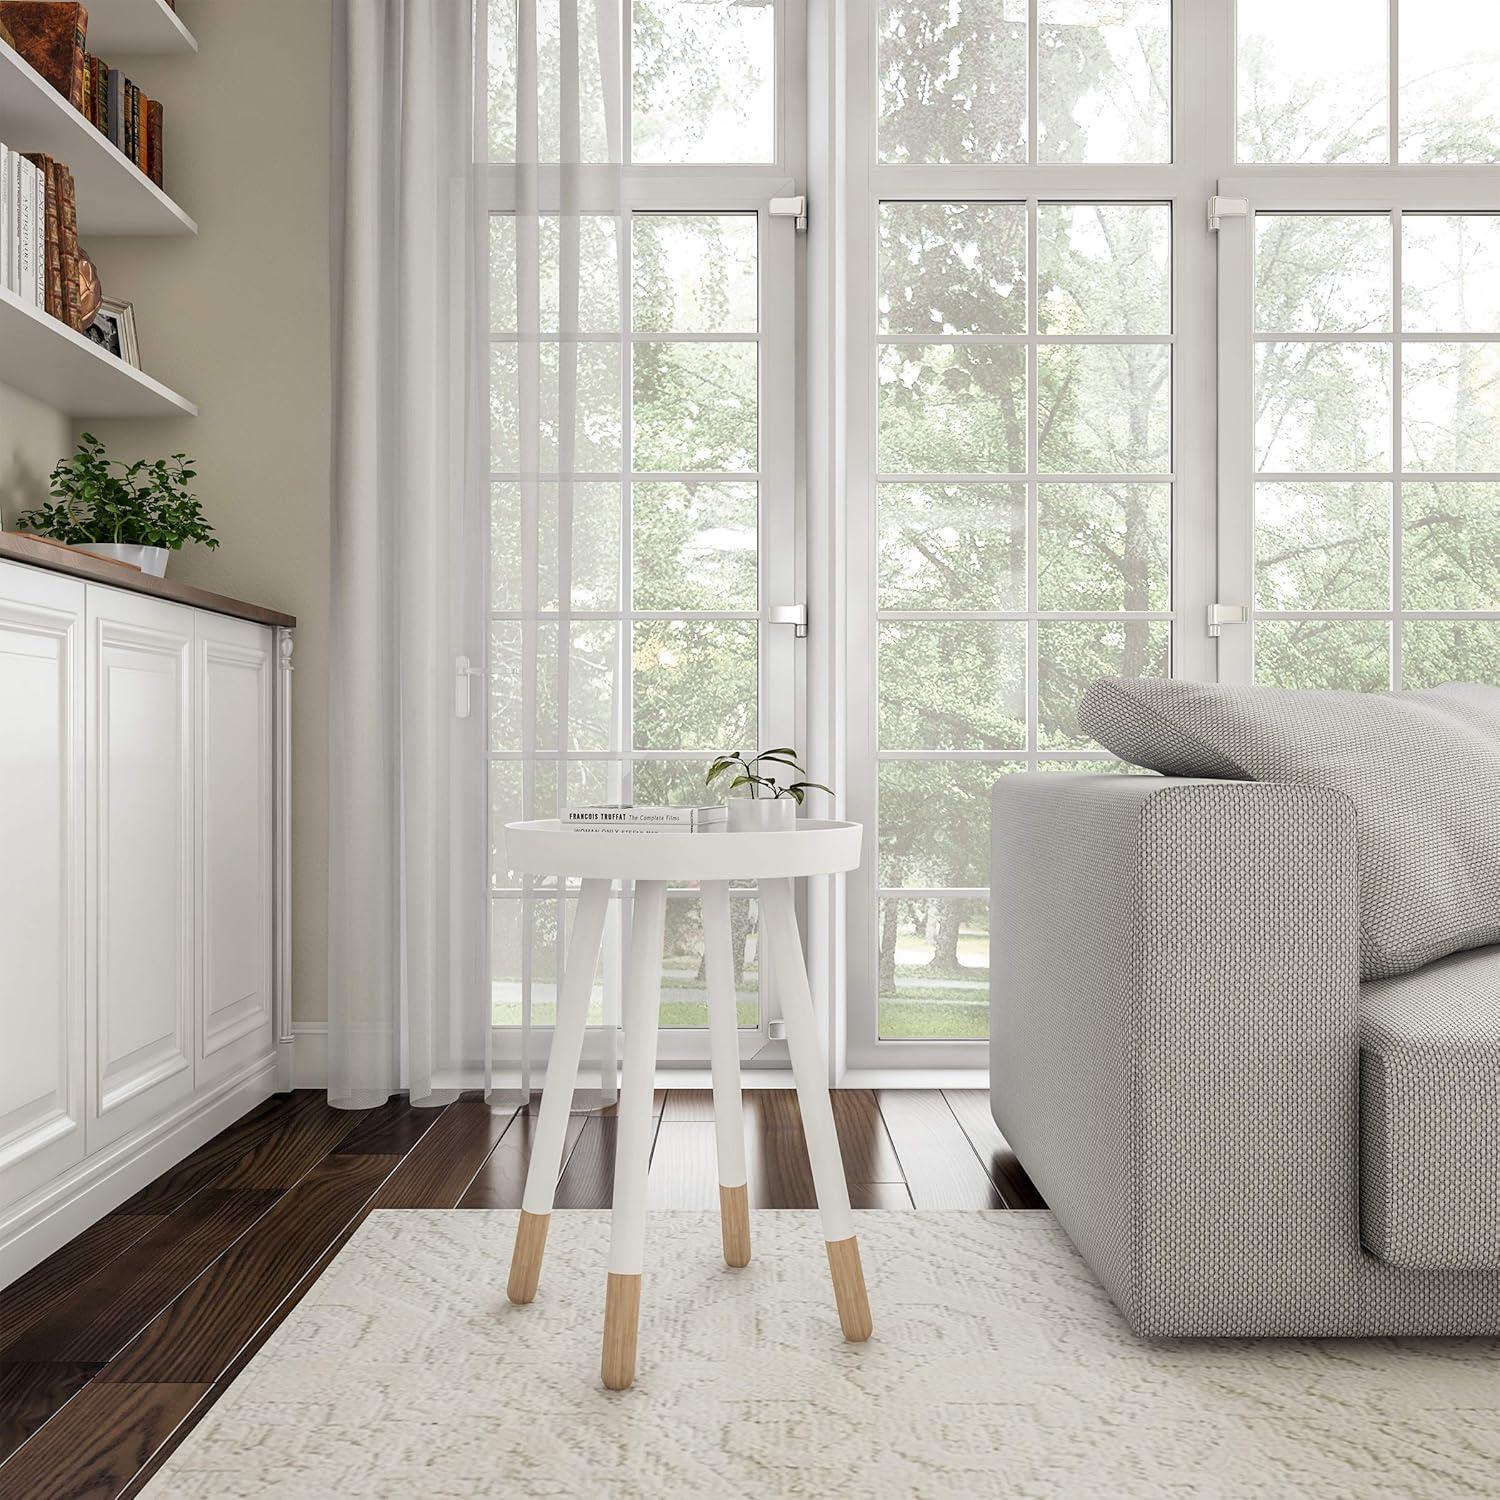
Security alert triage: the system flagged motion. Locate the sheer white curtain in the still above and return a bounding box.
[328,0,487,1107]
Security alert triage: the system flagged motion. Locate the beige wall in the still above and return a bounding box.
[0,382,72,520]
[84,0,335,1024]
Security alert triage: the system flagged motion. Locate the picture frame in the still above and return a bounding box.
[84,298,141,368]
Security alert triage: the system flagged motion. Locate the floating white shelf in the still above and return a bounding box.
[0,286,197,418]
[85,0,198,57]
[0,40,196,235]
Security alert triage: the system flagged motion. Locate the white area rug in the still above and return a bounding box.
[143,1210,1499,1499]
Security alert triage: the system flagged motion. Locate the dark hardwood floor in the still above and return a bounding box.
[0,1087,1041,1499]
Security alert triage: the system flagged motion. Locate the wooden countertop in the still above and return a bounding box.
[0,533,297,629]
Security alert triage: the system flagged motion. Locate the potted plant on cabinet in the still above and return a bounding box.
[705,747,830,831]
[15,433,217,578]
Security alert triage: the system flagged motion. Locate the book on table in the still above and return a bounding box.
[563,805,728,831]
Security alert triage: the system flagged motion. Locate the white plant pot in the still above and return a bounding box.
[74,542,170,577]
[728,797,797,832]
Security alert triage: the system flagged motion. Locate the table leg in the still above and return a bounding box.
[702,880,750,1268]
[760,877,872,1342]
[506,876,611,1305]
[602,878,667,1390]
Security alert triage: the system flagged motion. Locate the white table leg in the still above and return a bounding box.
[760,877,872,1342]
[602,878,667,1390]
[506,876,611,1305]
[702,880,750,1268]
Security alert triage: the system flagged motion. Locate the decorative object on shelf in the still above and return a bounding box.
[16,432,216,579]
[76,247,100,321]
[706,746,830,830]
[0,2,88,110]
[83,294,137,364]
[563,804,728,831]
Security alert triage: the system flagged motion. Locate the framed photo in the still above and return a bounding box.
[84,298,140,368]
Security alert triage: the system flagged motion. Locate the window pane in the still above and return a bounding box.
[1037,345,1171,473]
[1403,483,1500,611]
[879,345,1027,474]
[878,761,1019,888]
[1038,483,1170,611]
[632,0,774,163]
[1040,619,1169,747]
[878,621,1027,750]
[1255,342,1391,472]
[1038,203,1170,335]
[632,619,757,749]
[1236,0,1387,163]
[1254,215,1391,334]
[879,202,1026,335]
[1402,620,1500,688]
[490,482,522,611]
[1255,483,1391,611]
[1402,344,1500,472]
[491,343,624,474]
[878,897,989,1039]
[1398,2,1500,163]
[877,483,1026,610]
[632,757,714,807]
[1402,216,1500,333]
[1254,619,1390,691]
[878,0,1027,164]
[633,215,757,334]
[660,896,760,1027]
[633,482,758,612]
[566,483,622,610]
[633,343,757,471]
[568,621,620,751]
[489,621,524,752]
[491,217,516,332]
[1037,0,1170,163]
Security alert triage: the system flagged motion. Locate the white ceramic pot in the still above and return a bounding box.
[74,542,170,577]
[728,797,797,832]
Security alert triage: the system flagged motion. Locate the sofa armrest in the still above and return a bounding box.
[991,774,1362,1336]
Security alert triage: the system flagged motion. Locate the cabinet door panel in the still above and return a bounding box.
[0,563,86,1208]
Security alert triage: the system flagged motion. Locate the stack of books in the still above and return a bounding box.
[563,805,728,832]
[0,3,165,187]
[1,147,81,328]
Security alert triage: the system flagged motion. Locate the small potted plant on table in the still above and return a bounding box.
[706,747,830,831]
[16,433,217,578]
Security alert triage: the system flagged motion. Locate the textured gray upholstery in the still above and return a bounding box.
[992,774,1500,1338]
[1077,678,1500,981]
[1360,946,1500,1270]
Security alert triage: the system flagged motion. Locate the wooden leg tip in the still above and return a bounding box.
[719,1183,751,1268]
[601,1272,642,1390]
[826,1236,873,1342]
[507,1210,550,1305]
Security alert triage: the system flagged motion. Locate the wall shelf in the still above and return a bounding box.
[0,39,196,235]
[85,0,198,57]
[0,286,197,418]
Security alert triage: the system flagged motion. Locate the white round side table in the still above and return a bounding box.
[500,817,871,1390]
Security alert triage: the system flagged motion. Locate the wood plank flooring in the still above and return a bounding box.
[0,1087,1041,1498]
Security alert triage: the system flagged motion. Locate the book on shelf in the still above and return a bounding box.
[0,3,88,110]
[563,805,729,831]
[1,145,47,311]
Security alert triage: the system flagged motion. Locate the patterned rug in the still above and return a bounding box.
[142,1210,1499,1498]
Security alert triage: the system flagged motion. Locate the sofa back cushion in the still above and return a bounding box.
[1079,678,1500,980]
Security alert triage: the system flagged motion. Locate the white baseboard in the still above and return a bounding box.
[0,1051,281,1286]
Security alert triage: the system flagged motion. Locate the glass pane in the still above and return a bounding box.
[1254,619,1390,690]
[878,0,1027,164]
[661,896,760,1027]
[490,217,516,332]
[490,217,619,334]
[1254,215,1391,333]
[632,0,774,163]
[632,757,716,808]
[1038,0,1169,164]
[568,621,619,752]
[878,897,989,1039]
[1255,342,1391,472]
[877,483,1026,610]
[490,344,518,470]
[491,899,605,1028]
[632,619,757,749]
[489,482,521,611]
[1402,344,1500,473]
[1254,483,1391,611]
[1038,483,1170,611]
[1403,483,1500,611]
[1039,619,1169,747]
[1037,345,1171,474]
[1037,203,1170,335]
[490,342,624,475]
[878,761,1020,888]
[1236,0,1387,163]
[1398,2,1500,163]
[489,620,524,752]
[878,202,1026,335]
[633,343,757,472]
[633,482,758,611]
[879,345,1027,474]
[1402,619,1500,688]
[489,762,522,888]
[633,215,757,333]
[1402,216,1500,333]
[878,621,1027,750]
[566,483,622,610]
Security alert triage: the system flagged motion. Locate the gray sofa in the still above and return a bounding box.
[989,688,1500,1338]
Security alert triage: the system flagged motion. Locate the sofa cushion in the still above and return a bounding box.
[1360,947,1500,1270]
[1078,678,1500,980]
